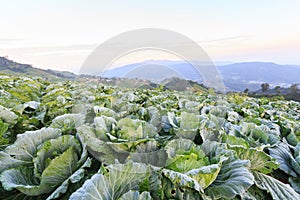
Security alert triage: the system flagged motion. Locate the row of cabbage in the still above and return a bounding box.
[0,75,300,199]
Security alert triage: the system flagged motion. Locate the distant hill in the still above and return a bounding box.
[0,56,77,80]
[218,62,300,91]
[103,61,300,91]
[1,57,299,92]
[248,83,300,102]
[103,61,201,82]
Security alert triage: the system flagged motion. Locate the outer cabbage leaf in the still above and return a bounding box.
[69,162,148,200]
[116,118,158,140]
[0,167,43,196]
[185,164,221,189]
[230,122,280,147]
[119,190,152,200]
[0,152,30,172]
[167,112,178,129]
[33,135,82,178]
[199,115,226,142]
[239,185,272,200]
[208,105,228,118]
[40,146,78,188]
[4,128,61,162]
[183,100,203,114]
[78,118,160,165]
[161,168,203,193]
[253,171,300,200]
[205,159,254,199]
[201,141,234,164]
[167,112,200,140]
[50,114,85,134]
[126,139,167,167]
[165,140,247,192]
[94,116,117,141]
[0,105,18,124]
[289,176,300,193]
[177,112,200,139]
[229,145,279,174]
[222,135,249,148]
[269,142,300,177]
[201,141,254,199]
[1,146,79,196]
[46,158,92,200]
[23,101,40,110]
[288,142,300,193]
[77,125,124,164]
[93,106,117,118]
[0,131,89,197]
[146,106,161,130]
[0,120,10,148]
[227,111,240,123]
[162,175,203,200]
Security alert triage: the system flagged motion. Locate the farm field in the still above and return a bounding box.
[0,75,300,199]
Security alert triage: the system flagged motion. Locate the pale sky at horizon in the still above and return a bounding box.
[0,0,300,73]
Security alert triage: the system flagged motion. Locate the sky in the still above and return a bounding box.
[0,0,300,73]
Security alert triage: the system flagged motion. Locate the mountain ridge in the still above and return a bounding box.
[0,56,299,91]
[0,56,77,80]
[103,60,300,91]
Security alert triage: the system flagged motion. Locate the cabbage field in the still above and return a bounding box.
[0,75,300,200]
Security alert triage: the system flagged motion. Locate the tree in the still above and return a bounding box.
[289,84,299,93]
[244,88,249,94]
[274,86,281,95]
[261,83,270,93]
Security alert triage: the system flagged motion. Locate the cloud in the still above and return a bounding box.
[0,38,24,42]
[0,35,250,55]
[197,35,251,44]
[0,44,97,56]
[1,44,97,51]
